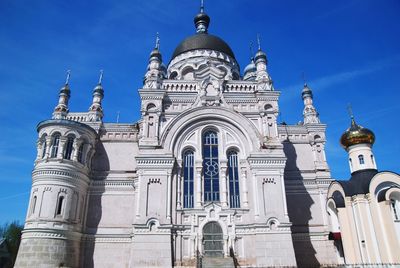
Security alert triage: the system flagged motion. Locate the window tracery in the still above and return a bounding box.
[203,131,220,202]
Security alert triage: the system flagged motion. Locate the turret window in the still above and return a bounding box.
[42,139,47,158]
[56,196,64,216]
[50,134,60,158]
[30,196,37,215]
[183,150,194,208]
[358,155,364,165]
[77,144,84,164]
[64,136,74,160]
[228,150,240,208]
[391,199,400,221]
[371,155,375,166]
[203,131,220,202]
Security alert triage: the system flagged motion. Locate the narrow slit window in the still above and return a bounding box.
[56,196,64,216]
[228,150,240,208]
[391,199,399,221]
[183,150,194,208]
[31,196,37,215]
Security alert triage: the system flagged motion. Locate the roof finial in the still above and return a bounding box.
[200,0,204,13]
[302,72,307,87]
[257,34,261,51]
[98,70,104,85]
[249,42,254,60]
[347,103,354,119]
[65,70,71,85]
[155,32,160,49]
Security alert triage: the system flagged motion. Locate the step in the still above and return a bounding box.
[201,256,234,268]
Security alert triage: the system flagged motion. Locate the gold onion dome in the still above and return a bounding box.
[340,117,375,149]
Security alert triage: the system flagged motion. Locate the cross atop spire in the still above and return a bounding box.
[302,72,307,87]
[155,32,160,50]
[249,42,254,60]
[65,70,71,85]
[98,70,104,85]
[200,0,204,13]
[347,103,354,120]
[257,34,261,50]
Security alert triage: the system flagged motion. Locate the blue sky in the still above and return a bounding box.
[0,0,399,225]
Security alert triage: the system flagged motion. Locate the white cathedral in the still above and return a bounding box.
[14,5,400,268]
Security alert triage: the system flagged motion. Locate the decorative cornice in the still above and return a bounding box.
[163,81,199,92]
[136,156,175,169]
[32,168,90,185]
[82,234,132,243]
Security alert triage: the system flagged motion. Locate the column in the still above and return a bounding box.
[72,139,82,162]
[220,162,228,208]
[57,136,67,159]
[135,171,142,219]
[195,165,202,208]
[45,136,51,159]
[252,172,260,219]
[176,164,182,210]
[240,166,249,208]
[35,139,43,161]
[166,170,172,221]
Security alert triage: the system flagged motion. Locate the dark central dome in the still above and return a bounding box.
[171,33,236,60]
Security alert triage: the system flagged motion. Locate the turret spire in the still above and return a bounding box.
[194,0,210,33]
[301,83,320,124]
[257,33,261,51]
[89,70,104,122]
[254,34,273,90]
[249,42,254,60]
[98,69,104,85]
[53,70,71,119]
[65,70,71,85]
[155,32,160,50]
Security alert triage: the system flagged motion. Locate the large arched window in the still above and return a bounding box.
[64,135,74,160]
[183,150,194,208]
[203,131,220,202]
[228,150,240,208]
[50,134,60,158]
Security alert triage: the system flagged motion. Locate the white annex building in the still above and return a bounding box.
[14,5,383,268]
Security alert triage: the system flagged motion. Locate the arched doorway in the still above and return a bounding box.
[203,222,223,257]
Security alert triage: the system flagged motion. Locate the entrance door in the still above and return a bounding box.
[203,222,223,257]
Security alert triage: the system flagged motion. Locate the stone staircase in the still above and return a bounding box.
[201,256,235,268]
